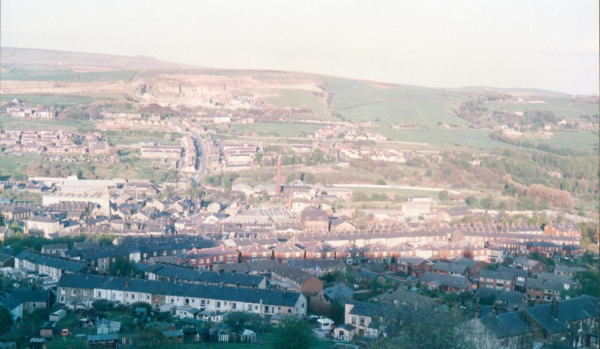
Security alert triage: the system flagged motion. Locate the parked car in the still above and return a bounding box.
[61,329,70,337]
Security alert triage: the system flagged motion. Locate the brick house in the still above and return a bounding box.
[178,247,240,270]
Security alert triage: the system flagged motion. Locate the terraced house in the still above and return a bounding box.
[57,274,307,317]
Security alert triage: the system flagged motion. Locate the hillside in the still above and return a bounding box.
[1,47,595,127]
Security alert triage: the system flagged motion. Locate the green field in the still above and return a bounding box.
[324,77,469,127]
[0,154,42,178]
[0,117,97,131]
[528,131,599,152]
[486,99,599,119]
[1,64,137,83]
[231,122,323,138]
[368,128,510,149]
[0,93,99,105]
[264,89,331,118]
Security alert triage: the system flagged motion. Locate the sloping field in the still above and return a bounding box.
[324,76,468,127]
[485,99,599,119]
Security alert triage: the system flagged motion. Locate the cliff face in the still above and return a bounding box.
[1,48,329,107]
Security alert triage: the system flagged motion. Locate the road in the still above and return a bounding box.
[191,133,207,183]
[324,127,351,149]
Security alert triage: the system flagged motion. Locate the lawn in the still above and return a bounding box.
[231,122,323,138]
[324,76,469,127]
[367,128,509,149]
[485,99,599,119]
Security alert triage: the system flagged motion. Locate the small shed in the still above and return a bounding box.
[87,333,119,348]
[49,309,67,322]
[334,323,356,342]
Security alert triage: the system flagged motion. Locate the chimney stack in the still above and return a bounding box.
[276,155,282,196]
[551,299,559,318]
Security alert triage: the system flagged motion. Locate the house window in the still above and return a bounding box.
[351,316,356,325]
[217,301,221,308]
[198,259,204,264]
[61,289,66,295]
[360,317,365,325]
[247,304,252,311]
[97,291,101,297]
[232,303,236,309]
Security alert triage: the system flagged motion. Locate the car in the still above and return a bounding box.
[61,329,70,337]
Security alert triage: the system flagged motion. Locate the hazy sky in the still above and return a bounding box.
[2,0,599,95]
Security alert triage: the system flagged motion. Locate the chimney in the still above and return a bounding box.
[125,280,129,288]
[276,155,282,196]
[551,299,559,318]
[235,282,239,289]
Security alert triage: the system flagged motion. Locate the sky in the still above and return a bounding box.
[2,0,599,95]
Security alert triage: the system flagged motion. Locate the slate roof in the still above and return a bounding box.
[525,296,599,333]
[0,294,22,311]
[58,274,302,307]
[452,257,478,268]
[9,289,50,303]
[479,269,515,282]
[480,312,531,339]
[146,264,265,287]
[285,259,346,270]
[16,250,87,273]
[432,261,468,275]
[419,272,471,290]
[378,288,437,308]
[347,301,389,318]
[474,288,526,305]
[323,283,354,301]
[272,265,315,284]
[497,266,528,279]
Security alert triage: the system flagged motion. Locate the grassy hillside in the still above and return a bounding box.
[324,77,469,127]
[486,99,599,119]
[264,89,331,118]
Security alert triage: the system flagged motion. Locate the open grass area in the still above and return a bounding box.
[0,153,42,178]
[527,131,599,153]
[231,122,323,138]
[351,186,442,198]
[485,99,599,119]
[0,93,98,105]
[0,117,97,131]
[1,64,137,83]
[324,76,469,127]
[367,128,510,149]
[264,89,331,118]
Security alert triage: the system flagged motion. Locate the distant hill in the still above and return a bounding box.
[2,47,592,127]
[1,47,199,71]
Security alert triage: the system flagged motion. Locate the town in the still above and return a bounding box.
[0,166,598,348]
[1,2,599,347]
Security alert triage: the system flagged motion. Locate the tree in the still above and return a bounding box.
[225,312,254,334]
[465,195,478,207]
[0,305,13,334]
[372,307,476,349]
[345,267,359,284]
[270,316,317,349]
[438,190,449,201]
[108,258,140,277]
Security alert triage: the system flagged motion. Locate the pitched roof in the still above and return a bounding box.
[480,312,531,339]
[420,272,471,290]
[9,289,50,303]
[16,250,87,273]
[525,296,599,333]
[286,259,346,270]
[58,274,302,307]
